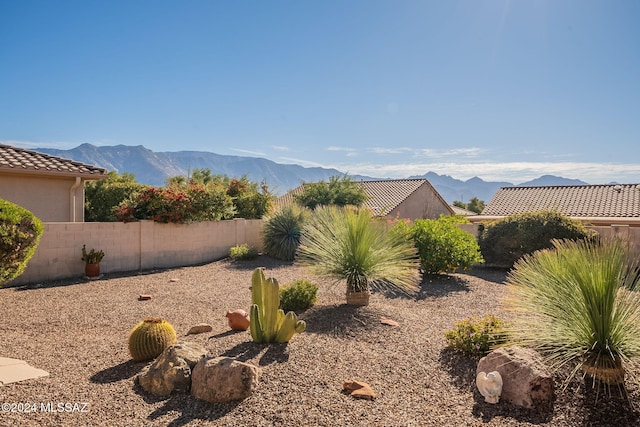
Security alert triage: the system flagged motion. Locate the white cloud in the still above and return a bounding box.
[320,161,640,185]
[271,145,289,151]
[368,147,413,155]
[230,148,266,157]
[327,146,357,153]
[0,139,101,149]
[414,147,485,159]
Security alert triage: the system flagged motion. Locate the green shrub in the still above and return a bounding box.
[0,199,44,285]
[280,279,318,312]
[262,205,308,261]
[445,314,508,356]
[409,215,483,275]
[229,244,259,260]
[478,210,597,268]
[85,171,144,222]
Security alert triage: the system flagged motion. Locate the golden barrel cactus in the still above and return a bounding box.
[128,318,177,362]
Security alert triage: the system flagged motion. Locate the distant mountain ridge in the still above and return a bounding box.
[35,144,589,203]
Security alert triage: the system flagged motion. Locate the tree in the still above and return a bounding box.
[294,175,367,210]
[452,197,485,214]
[85,172,145,222]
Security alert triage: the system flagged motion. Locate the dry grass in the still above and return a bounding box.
[1,256,639,426]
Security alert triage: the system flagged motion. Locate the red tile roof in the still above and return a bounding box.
[483,184,640,218]
[0,144,107,178]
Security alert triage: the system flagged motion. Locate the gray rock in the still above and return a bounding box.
[138,342,207,396]
[191,356,261,403]
[186,323,213,335]
[477,346,554,409]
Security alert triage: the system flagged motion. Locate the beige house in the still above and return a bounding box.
[0,144,107,222]
[470,184,640,226]
[279,178,454,220]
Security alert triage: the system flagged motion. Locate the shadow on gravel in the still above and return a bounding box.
[463,266,509,285]
[302,304,387,338]
[220,341,289,366]
[226,255,294,272]
[90,360,146,383]
[135,381,240,427]
[416,274,471,299]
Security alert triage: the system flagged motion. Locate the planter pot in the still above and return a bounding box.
[85,263,100,278]
[581,354,625,385]
[345,290,370,306]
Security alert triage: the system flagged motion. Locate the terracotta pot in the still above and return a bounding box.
[226,309,250,331]
[345,290,370,306]
[85,263,100,278]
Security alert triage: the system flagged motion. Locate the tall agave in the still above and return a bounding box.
[296,206,418,304]
[262,205,308,261]
[504,237,640,389]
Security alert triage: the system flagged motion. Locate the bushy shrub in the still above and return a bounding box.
[478,210,598,268]
[0,199,44,285]
[280,279,318,312]
[262,205,308,261]
[293,175,367,210]
[85,171,144,222]
[409,215,483,275]
[229,244,259,260]
[445,314,508,356]
[115,183,235,223]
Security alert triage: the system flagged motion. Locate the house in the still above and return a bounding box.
[470,184,640,226]
[0,143,107,222]
[279,178,454,220]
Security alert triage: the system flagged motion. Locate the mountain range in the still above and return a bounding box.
[37,144,589,203]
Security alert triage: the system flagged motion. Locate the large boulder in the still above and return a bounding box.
[477,346,554,409]
[138,342,207,396]
[191,356,261,403]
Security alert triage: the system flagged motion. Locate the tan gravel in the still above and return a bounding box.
[1,256,639,426]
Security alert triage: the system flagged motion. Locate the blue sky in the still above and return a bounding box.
[1,0,639,184]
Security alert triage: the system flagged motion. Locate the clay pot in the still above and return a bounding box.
[85,263,100,278]
[345,290,370,306]
[225,309,250,331]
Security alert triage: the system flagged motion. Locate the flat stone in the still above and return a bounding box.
[191,357,261,403]
[138,294,152,301]
[0,357,49,385]
[343,380,376,400]
[380,317,400,327]
[186,323,213,335]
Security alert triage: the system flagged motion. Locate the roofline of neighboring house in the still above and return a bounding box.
[0,167,107,180]
[467,215,640,226]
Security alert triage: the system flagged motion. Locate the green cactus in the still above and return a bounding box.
[250,268,306,343]
[128,318,177,362]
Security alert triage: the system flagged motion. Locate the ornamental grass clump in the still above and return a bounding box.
[504,237,640,391]
[445,314,508,357]
[296,206,418,304]
[262,205,308,261]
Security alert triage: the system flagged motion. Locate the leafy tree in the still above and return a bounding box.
[0,199,44,285]
[85,171,145,222]
[452,197,485,214]
[294,175,367,210]
[164,170,272,219]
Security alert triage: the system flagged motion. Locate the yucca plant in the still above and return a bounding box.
[262,205,308,261]
[504,237,640,391]
[296,206,418,305]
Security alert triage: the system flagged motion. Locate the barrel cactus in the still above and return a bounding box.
[250,268,306,343]
[128,318,177,362]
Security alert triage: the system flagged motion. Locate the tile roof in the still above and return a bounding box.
[0,144,107,178]
[278,178,452,216]
[482,184,640,218]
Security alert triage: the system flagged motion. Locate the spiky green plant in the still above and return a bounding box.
[128,318,177,362]
[262,205,308,261]
[296,206,418,301]
[505,238,640,388]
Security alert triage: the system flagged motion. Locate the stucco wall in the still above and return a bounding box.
[8,219,264,286]
[0,174,85,222]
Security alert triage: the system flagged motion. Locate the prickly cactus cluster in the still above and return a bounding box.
[250,268,306,343]
[128,318,177,362]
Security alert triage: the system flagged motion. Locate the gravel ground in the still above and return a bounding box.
[1,256,639,427]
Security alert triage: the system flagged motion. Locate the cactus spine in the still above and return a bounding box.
[250,268,306,343]
[128,318,177,362]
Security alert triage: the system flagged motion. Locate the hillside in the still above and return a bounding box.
[36,144,589,202]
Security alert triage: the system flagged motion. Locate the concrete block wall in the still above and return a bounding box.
[9,219,264,286]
